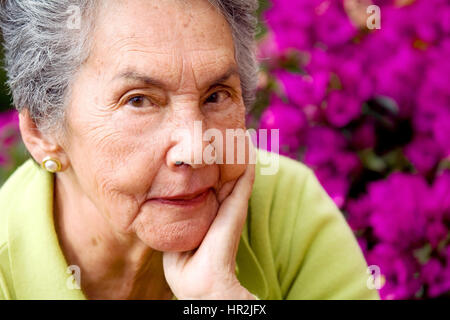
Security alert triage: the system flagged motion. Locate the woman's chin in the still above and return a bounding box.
[132,200,219,252]
[137,221,211,252]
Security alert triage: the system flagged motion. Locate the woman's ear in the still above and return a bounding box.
[19,109,69,171]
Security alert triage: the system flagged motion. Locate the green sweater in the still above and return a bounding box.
[0,150,380,300]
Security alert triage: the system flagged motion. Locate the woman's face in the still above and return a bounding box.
[60,0,248,252]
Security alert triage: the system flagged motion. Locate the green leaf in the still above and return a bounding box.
[413,244,432,264]
[373,95,400,115]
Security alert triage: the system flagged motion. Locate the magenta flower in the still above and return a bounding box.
[431,170,450,221]
[275,69,329,109]
[421,258,450,298]
[308,162,350,208]
[432,112,450,157]
[351,121,376,150]
[357,237,368,257]
[0,111,20,147]
[256,32,280,63]
[0,110,20,169]
[347,196,373,231]
[368,243,422,300]
[263,0,316,52]
[325,91,362,128]
[257,0,450,299]
[425,221,448,250]
[0,110,19,130]
[368,173,429,249]
[404,135,443,175]
[259,95,308,158]
[372,47,424,117]
[305,126,347,152]
[314,1,357,48]
[303,127,360,208]
[415,49,450,135]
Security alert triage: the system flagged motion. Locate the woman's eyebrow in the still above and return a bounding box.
[205,66,240,90]
[112,71,167,89]
[111,66,240,91]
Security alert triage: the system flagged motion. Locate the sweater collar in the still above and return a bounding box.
[6,159,268,300]
[7,160,86,299]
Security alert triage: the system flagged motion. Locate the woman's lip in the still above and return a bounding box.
[149,188,213,206]
[157,187,212,200]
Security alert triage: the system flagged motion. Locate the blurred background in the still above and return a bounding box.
[1,0,449,299]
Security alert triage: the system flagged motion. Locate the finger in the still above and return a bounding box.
[198,160,255,262]
[217,179,238,204]
[202,134,256,250]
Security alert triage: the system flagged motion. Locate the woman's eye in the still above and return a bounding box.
[126,95,153,108]
[205,91,230,104]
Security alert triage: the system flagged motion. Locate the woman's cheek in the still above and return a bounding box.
[220,163,246,184]
[219,129,253,184]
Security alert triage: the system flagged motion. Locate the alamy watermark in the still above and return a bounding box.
[367,265,383,290]
[66,5,81,30]
[367,5,381,30]
[66,265,81,290]
[170,121,280,175]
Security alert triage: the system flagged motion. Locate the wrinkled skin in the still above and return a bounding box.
[20,0,256,299]
[63,0,248,252]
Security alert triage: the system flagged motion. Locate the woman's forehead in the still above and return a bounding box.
[93,0,233,53]
[86,0,236,89]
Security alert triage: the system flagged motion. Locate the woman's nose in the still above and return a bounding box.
[166,120,216,170]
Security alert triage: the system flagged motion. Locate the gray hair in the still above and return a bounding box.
[0,0,259,133]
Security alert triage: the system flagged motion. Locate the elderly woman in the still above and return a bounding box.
[0,0,380,300]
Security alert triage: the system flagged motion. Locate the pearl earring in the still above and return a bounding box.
[41,156,62,173]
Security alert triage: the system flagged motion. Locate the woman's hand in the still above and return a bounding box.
[162,139,257,300]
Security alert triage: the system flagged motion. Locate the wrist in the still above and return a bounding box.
[210,286,257,300]
[180,283,257,300]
